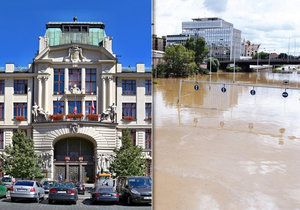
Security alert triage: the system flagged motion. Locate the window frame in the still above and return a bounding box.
[14,80,28,94]
[85,69,97,95]
[13,103,27,119]
[122,80,136,95]
[122,103,136,119]
[145,79,152,95]
[54,69,65,95]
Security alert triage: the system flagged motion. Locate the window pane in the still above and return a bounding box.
[14,80,28,94]
[69,69,81,89]
[54,69,64,94]
[68,101,82,114]
[122,80,136,95]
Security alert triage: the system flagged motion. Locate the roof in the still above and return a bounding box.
[46,21,105,29]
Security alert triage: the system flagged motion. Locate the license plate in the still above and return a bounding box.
[17,189,27,192]
[102,194,111,197]
[144,196,152,200]
[57,191,66,193]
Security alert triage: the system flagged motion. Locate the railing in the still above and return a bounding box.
[48,113,113,123]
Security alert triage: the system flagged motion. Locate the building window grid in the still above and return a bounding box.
[69,69,81,89]
[122,80,136,95]
[68,101,82,114]
[0,80,4,95]
[85,101,97,114]
[0,130,3,149]
[85,69,96,94]
[14,103,27,118]
[145,80,152,95]
[145,103,151,119]
[14,80,28,94]
[53,101,65,114]
[54,69,64,94]
[122,103,136,119]
[0,103,3,120]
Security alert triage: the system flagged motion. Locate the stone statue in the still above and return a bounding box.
[40,152,52,170]
[64,45,87,63]
[32,103,48,122]
[108,103,116,123]
[70,84,81,94]
[70,123,79,133]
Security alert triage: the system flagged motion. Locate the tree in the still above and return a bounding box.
[0,131,43,179]
[155,45,197,77]
[109,129,146,177]
[206,57,220,72]
[253,51,269,59]
[184,37,209,66]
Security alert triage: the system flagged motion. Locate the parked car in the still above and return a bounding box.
[75,182,85,195]
[10,180,45,202]
[117,176,152,205]
[0,181,7,198]
[91,186,119,204]
[1,176,14,190]
[48,182,78,204]
[42,180,56,194]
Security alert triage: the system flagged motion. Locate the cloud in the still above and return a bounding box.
[203,0,228,12]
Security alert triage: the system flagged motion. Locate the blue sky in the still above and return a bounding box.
[0,0,151,67]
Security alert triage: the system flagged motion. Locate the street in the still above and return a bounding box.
[0,193,151,210]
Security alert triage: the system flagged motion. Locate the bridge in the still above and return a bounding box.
[219,59,300,71]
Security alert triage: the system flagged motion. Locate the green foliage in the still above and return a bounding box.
[253,51,269,59]
[0,131,43,179]
[206,57,220,72]
[225,65,241,72]
[109,129,146,177]
[155,45,198,77]
[184,37,209,65]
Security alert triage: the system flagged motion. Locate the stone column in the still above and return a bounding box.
[64,68,69,93]
[64,98,68,115]
[43,76,49,111]
[37,77,42,107]
[81,68,86,94]
[50,149,54,180]
[102,77,106,112]
[107,77,113,107]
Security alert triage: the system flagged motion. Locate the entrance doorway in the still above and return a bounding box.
[54,137,95,183]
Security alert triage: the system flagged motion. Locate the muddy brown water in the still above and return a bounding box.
[154,72,300,210]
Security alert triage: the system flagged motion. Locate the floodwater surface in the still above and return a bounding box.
[154,72,300,210]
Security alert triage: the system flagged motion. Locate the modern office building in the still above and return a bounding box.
[0,20,152,182]
[166,17,242,61]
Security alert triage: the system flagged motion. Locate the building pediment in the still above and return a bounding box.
[34,44,116,63]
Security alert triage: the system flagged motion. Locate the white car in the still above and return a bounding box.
[10,180,45,202]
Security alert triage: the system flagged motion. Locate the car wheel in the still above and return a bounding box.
[11,197,16,202]
[127,196,132,205]
[48,199,53,204]
[35,196,39,203]
[72,200,77,205]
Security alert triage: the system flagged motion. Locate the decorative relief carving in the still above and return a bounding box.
[70,123,79,133]
[70,84,82,94]
[63,45,87,63]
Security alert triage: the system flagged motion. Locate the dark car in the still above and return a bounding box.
[91,186,119,204]
[75,182,85,195]
[48,182,78,204]
[117,176,152,205]
[42,180,56,194]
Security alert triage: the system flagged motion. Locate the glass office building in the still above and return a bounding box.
[166,17,241,61]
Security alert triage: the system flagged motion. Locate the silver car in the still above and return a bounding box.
[10,180,45,202]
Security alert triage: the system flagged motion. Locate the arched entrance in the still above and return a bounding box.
[54,137,95,183]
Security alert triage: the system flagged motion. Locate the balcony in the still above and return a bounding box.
[48,113,107,123]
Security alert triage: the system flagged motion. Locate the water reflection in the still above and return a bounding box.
[154,72,300,210]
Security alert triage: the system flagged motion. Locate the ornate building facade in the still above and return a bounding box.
[0,20,152,182]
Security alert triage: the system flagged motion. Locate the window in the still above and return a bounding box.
[86,69,96,94]
[0,103,4,120]
[53,101,64,114]
[122,103,136,119]
[54,69,64,94]
[145,129,151,150]
[122,80,136,95]
[145,103,151,119]
[14,80,28,94]
[145,80,152,95]
[69,69,81,90]
[0,130,3,149]
[14,103,27,118]
[85,101,96,114]
[68,101,82,114]
[0,80,4,94]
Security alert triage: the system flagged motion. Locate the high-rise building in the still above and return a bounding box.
[0,20,152,181]
[166,17,242,61]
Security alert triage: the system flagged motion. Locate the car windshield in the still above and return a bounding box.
[97,187,114,193]
[2,177,12,182]
[43,181,56,187]
[128,178,152,188]
[15,181,34,186]
[54,182,75,189]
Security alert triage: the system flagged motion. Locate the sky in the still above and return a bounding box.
[0,0,151,67]
[155,0,300,55]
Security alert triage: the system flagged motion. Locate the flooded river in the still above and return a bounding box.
[153,72,300,210]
